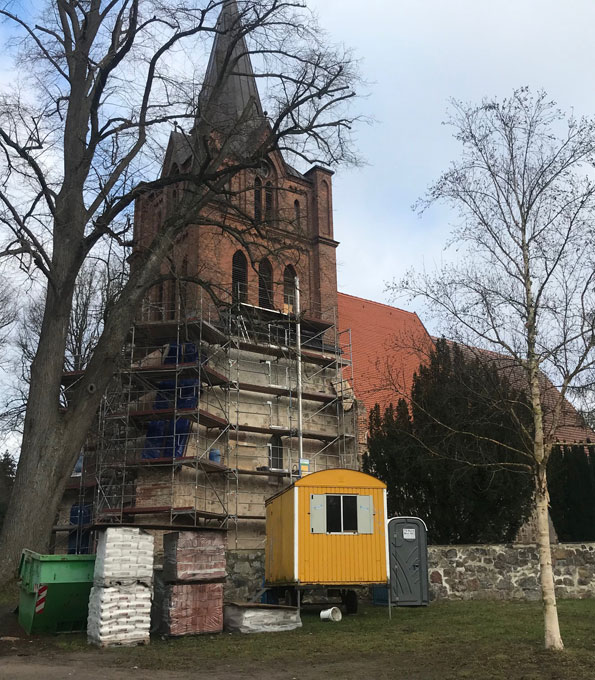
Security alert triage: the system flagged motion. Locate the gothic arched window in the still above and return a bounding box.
[283,265,296,314]
[171,164,181,207]
[265,182,274,220]
[259,259,274,309]
[254,177,262,223]
[232,250,248,304]
[321,180,331,234]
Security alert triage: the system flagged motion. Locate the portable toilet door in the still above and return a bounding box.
[387,516,429,606]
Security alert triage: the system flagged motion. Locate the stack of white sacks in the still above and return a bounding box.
[87,527,154,646]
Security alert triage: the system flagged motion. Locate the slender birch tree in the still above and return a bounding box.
[391,88,595,650]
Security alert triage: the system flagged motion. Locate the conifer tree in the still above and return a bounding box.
[548,446,595,541]
[366,339,534,544]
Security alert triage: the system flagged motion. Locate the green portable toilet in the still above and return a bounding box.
[18,549,96,634]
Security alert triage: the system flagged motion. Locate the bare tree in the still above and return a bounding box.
[0,276,16,353]
[391,88,595,651]
[0,0,361,578]
[0,254,128,434]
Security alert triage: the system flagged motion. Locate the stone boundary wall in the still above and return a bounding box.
[225,544,595,603]
[428,543,595,601]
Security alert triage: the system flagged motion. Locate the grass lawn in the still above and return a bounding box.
[57,599,595,679]
[3,589,595,679]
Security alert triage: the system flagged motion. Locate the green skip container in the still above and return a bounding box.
[18,549,96,634]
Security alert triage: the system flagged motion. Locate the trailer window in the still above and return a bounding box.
[326,495,342,532]
[326,495,358,533]
[343,495,358,531]
[310,493,375,534]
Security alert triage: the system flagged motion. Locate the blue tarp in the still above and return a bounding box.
[163,342,199,365]
[153,379,199,411]
[142,373,199,459]
[141,419,167,459]
[68,504,92,554]
[162,418,192,458]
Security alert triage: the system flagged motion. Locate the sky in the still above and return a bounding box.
[306,0,595,317]
[3,0,595,318]
[1,1,595,450]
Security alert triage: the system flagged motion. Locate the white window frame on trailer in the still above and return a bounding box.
[310,493,374,535]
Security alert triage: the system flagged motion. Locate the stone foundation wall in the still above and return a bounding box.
[225,549,265,602]
[428,543,595,601]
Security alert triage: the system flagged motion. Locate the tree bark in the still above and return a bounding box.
[0,219,175,580]
[0,277,77,577]
[535,464,563,651]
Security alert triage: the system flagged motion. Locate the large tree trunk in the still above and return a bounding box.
[0,228,173,581]
[535,464,563,650]
[0,432,79,579]
[0,278,79,578]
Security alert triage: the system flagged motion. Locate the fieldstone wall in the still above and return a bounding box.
[224,544,595,603]
[428,543,595,601]
[225,549,265,602]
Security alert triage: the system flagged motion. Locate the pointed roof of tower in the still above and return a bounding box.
[198,0,264,132]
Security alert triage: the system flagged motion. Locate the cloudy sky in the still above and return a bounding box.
[307,0,595,315]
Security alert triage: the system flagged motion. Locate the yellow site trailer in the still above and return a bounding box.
[265,469,389,592]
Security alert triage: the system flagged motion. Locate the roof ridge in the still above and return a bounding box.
[337,291,419,317]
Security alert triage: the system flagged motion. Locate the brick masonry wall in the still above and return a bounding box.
[429,543,595,601]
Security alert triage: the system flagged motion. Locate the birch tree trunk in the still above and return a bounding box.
[535,463,563,650]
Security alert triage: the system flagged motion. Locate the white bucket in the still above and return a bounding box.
[319,607,342,622]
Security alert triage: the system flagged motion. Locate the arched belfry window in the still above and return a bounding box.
[321,180,331,235]
[283,265,296,314]
[171,164,180,206]
[259,259,274,309]
[294,200,301,228]
[265,182,274,221]
[254,177,262,223]
[269,434,283,469]
[232,250,248,304]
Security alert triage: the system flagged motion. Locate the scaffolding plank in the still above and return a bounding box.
[124,363,229,387]
[99,505,194,516]
[130,318,226,345]
[119,456,228,472]
[232,423,344,442]
[124,407,228,429]
[92,522,226,532]
[231,468,290,478]
[236,339,349,367]
[171,507,227,520]
[237,382,335,403]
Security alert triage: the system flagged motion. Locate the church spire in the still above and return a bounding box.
[198,0,264,132]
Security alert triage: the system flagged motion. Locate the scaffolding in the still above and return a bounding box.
[59,283,358,551]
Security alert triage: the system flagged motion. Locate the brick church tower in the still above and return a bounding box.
[133,0,340,325]
[59,1,357,560]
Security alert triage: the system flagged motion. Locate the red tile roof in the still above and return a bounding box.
[445,342,595,445]
[337,292,433,415]
[338,292,594,445]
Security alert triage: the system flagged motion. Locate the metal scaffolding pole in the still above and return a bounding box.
[295,277,303,463]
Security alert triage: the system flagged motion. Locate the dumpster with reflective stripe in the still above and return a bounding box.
[18,549,96,634]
